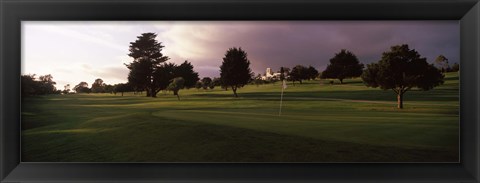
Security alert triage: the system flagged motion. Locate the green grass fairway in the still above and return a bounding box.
[21,72,459,162]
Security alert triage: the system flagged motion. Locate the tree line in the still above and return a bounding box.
[21,74,59,96]
[22,32,458,109]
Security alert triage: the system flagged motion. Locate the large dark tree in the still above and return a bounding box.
[174,61,199,89]
[21,74,39,96]
[91,78,105,93]
[125,32,169,97]
[219,47,253,97]
[21,74,58,96]
[289,65,309,85]
[37,74,57,95]
[307,66,319,80]
[150,61,199,96]
[362,44,444,109]
[74,81,90,93]
[321,49,364,84]
[153,62,176,92]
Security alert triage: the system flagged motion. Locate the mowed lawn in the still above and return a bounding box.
[21,72,459,162]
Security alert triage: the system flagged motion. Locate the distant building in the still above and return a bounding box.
[260,67,282,80]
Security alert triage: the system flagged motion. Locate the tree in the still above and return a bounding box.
[114,83,132,96]
[125,32,170,97]
[62,84,71,94]
[74,82,90,93]
[435,55,450,72]
[361,44,444,109]
[212,77,222,87]
[219,47,253,97]
[195,81,202,90]
[91,78,105,93]
[21,74,38,96]
[153,62,176,92]
[451,62,460,72]
[321,49,364,84]
[289,65,309,85]
[279,67,286,81]
[201,77,212,90]
[38,74,57,94]
[307,66,319,80]
[104,84,114,94]
[168,77,185,100]
[175,61,200,89]
[21,74,58,96]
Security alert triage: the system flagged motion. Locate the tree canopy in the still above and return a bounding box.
[125,32,170,97]
[321,49,364,84]
[361,44,444,109]
[21,74,58,96]
[219,47,253,97]
[74,81,90,93]
[153,62,176,92]
[201,77,212,90]
[91,78,105,93]
[435,55,449,72]
[289,65,309,84]
[175,61,200,89]
[307,66,319,80]
[113,83,133,96]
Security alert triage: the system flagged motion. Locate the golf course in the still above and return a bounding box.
[21,72,459,162]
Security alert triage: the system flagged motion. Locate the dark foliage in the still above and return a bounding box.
[201,77,213,90]
[125,32,169,97]
[21,74,57,96]
[113,83,133,96]
[289,65,309,85]
[362,44,444,109]
[307,66,319,80]
[219,47,253,97]
[321,49,364,84]
[91,78,105,93]
[74,81,90,93]
[175,61,200,89]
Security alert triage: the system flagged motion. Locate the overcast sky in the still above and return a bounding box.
[22,21,459,89]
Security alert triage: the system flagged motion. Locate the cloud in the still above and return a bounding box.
[26,22,126,51]
[153,21,459,77]
[24,21,459,87]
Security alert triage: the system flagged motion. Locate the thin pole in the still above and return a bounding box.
[279,83,284,116]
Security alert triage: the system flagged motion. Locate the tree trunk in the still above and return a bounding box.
[299,80,302,84]
[397,92,404,109]
[146,89,151,97]
[121,92,124,97]
[232,86,238,97]
[339,79,344,84]
[174,90,180,100]
[150,88,156,97]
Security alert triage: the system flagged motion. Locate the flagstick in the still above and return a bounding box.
[279,81,285,116]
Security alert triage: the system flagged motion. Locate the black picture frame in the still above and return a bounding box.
[1,0,479,182]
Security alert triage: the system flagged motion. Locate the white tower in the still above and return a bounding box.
[266,68,272,77]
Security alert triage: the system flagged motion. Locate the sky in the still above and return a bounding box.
[22,21,459,90]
